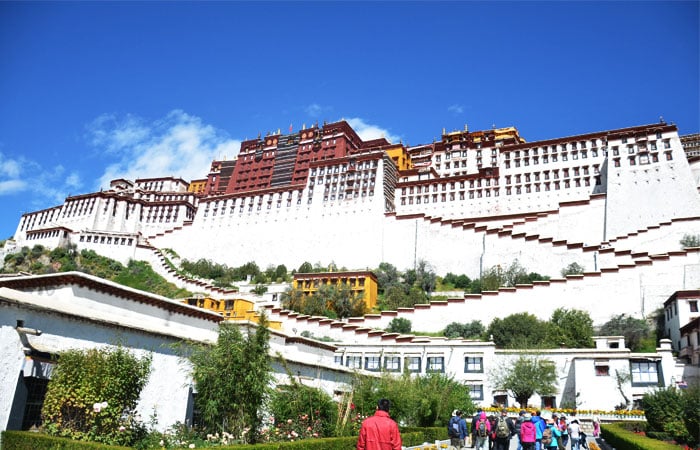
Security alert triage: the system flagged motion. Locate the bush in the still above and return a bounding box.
[602,423,679,450]
[386,317,412,334]
[42,345,152,446]
[1,431,130,449]
[642,386,694,445]
[266,383,338,440]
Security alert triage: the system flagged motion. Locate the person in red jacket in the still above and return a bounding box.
[357,398,402,450]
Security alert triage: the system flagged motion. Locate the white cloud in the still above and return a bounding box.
[344,117,401,144]
[87,110,241,189]
[0,179,27,195]
[305,103,329,118]
[448,104,464,114]
[0,152,82,202]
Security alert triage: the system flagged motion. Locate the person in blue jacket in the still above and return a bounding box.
[459,411,469,448]
[543,418,562,450]
[531,411,546,450]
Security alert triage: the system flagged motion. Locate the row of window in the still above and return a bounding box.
[504,149,596,168]
[401,178,497,195]
[398,176,599,205]
[20,207,61,231]
[310,160,378,177]
[25,229,67,240]
[505,166,598,184]
[78,234,135,246]
[612,151,671,167]
[337,355,662,387]
[336,355,484,374]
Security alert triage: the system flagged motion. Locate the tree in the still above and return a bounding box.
[480,260,545,290]
[327,283,366,319]
[351,371,473,428]
[443,321,485,339]
[613,369,631,410]
[642,386,691,444]
[274,264,288,281]
[375,262,401,294]
[386,317,412,334]
[599,314,652,352]
[252,284,268,295]
[680,234,700,248]
[382,284,410,311]
[561,262,585,277]
[42,345,152,446]
[442,273,471,290]
[267,379,338,439]
[546,308,594,348]
[188,318,272,442]
[281,286,305,312]
[487,313,548,348]
[409,260,437,294]
[297,261,313,273]
[302,291,329,316]
[490,355,558,407]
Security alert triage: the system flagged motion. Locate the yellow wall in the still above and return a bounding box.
[292,272,378,310]
[385,146,413,171]
[181,296,282,330]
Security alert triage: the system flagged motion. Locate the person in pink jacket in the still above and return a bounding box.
[474,411,492,450]
[357,398,402,450]
[520,413,537,450]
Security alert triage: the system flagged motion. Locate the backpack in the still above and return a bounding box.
[478,419,488,437]
[496,417,510,439]
[542,426,553,446]
[448,416,460,438]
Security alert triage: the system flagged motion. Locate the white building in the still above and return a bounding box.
[0,272,355,434]
[0,272,691,436]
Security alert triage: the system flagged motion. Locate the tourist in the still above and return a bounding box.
[558,416,569,449]
[493,408,515,450]
[568,419,581,450]
[449,410,463,449]
[357,398,402,450]
[488,413,498,450]
[515,410,526,450]
[459,409,469,448]
[520,413,536,450]
[474,411,492,450]
[532,410,546,450]
[471,408,483,448]
[592,416,600,438]
[544,418,562,450]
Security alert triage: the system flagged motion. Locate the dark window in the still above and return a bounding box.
[464,357,484,373]
[405,356,421,373]
[467,384,484,400]
[384,356,401,372]
[22,377,49,430]
[427,356,445,373]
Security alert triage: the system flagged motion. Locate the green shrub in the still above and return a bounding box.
[1,430,130,449]
[267,382,338,439]
[42,345,152,446]
[602,423,679,450]
[642,387,690,444]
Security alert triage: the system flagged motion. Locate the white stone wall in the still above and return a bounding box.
[0,298,203,432]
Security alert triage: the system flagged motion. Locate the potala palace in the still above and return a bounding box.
[1,120,699,432]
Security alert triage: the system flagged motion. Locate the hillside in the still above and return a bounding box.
[1,244,192,299]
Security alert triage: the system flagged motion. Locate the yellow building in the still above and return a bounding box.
[188,178,208,195]
[292,271,378,310]
[182,296,282,330]
[385,144,413,171]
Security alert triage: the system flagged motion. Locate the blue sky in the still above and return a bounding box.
[0,1,698,240]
